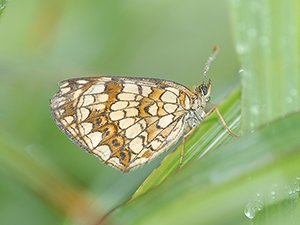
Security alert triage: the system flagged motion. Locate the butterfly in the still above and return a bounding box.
[50,46,238,172]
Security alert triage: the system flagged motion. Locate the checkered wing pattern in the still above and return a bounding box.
[50,76,197,172]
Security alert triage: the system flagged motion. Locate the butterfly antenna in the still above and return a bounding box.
[203,45,220,84]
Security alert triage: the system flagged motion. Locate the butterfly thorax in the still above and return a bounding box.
[186,79,212,129]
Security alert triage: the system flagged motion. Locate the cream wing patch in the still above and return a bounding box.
[119,118,135,129]
[118,93,135,101]
[79,122,93,136]
[165,87,179,96]
[94,145,111,161]
[157,114,174,128]
[60,87,71,94]
[148,103,158,116]
[129,137,144,154]
[125,108,139,117]
[163,103,178,113]
[125,123,142,139]
[141,86,152,97]
[86,132,103,148]
[123,83,139,94]
[161,91,177,103]
[84,83,105,95]
[109,110,125,121]
[81,95,95,106]
[95,94,109,103]
[77,108,90,121]
[111,101,129,110]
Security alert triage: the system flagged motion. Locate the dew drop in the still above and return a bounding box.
[250,104,260,115]
[238,69,244,74]
[286,96,293,103]
[236,42,250,55]
[244,202,255,219]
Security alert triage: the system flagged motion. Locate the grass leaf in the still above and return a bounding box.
[229,0,300,133]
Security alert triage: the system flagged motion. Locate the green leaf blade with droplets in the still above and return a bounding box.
[229,0,300,133]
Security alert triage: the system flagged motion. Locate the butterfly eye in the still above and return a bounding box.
[201,85,208,95]
[197,84,207,96]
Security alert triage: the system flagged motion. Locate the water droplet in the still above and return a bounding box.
[244,202,255,219]
[236,43,250,55]
[286,97,293,103]
[250,104,260,115]
[238,69,244,74]
[295,177,300,191]
[0,0,7,10]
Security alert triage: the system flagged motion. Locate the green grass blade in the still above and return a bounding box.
[229,0,300,133]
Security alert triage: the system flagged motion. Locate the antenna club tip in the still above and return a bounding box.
[213,45,220,54]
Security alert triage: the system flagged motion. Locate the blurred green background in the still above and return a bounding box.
[2,1,299,225]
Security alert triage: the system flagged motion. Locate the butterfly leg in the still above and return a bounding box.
[175,126,197,173]
[205,107,239,137]
[207,101,218,107]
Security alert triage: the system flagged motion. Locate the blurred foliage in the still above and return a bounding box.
[0,0,7,19]
[0,0,299,225]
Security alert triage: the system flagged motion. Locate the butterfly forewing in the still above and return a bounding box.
[50,76,197,172]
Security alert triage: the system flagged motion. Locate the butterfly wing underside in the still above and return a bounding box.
[50,76,196,172]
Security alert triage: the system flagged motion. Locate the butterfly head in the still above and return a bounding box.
[195,79,211,102]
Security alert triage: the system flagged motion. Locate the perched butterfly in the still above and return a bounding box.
[50,46,238,172]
